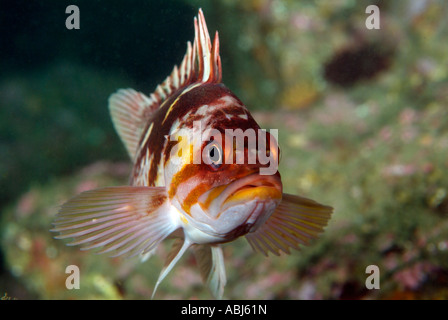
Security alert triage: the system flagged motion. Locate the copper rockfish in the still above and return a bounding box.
[51,9,333,299]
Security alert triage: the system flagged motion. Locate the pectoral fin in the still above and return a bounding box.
[51,186,178,258]
[193,244,226,299]
[246,193,333,256]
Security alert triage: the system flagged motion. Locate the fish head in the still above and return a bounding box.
[164,85,283,242]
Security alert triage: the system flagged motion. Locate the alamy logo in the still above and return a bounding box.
[365,5,380,30]
[65,265,80,289]
[66,5,80,30]
[365,265,380,289]
[167,121,279,175]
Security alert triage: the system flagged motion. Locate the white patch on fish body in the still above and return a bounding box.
[187,201,258,238]
[217,95,244,109]
[223,112,232,120]
[133,151,151,186]
[168,118,182,136]
[195,104,210,116]
[137,122,154,158]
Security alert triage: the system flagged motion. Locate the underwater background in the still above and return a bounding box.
[1,0,448,299]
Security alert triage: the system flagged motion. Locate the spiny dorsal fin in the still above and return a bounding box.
[152,8,222,100]
[194,8,222,83]
[109,9,221,160]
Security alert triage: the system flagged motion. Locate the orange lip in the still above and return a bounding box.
[223,185,282,207]
[198,173,282,215]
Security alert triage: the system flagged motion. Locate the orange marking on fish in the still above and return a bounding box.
[224,186,282,207]
[168,164,201,199]
[200,185,227,211]
[182,183,210,215]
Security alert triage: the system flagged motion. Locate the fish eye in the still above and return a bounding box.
[204,141,222,169]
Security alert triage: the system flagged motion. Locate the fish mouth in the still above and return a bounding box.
[223,183,281,209]
[198,173,282,216]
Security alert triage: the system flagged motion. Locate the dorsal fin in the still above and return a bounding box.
[194,8,222,83]
[152,8,222,97]
[109,9,221,160]
[109,89,159,159]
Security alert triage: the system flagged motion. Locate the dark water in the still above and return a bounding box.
[1,1,196,83]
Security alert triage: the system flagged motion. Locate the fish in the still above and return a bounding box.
[51,9,333,299]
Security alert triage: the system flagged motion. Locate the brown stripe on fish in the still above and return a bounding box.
[205,104,259,131]
[132,83,247,186]
[181,183,210,215]
[131,86,187,186]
